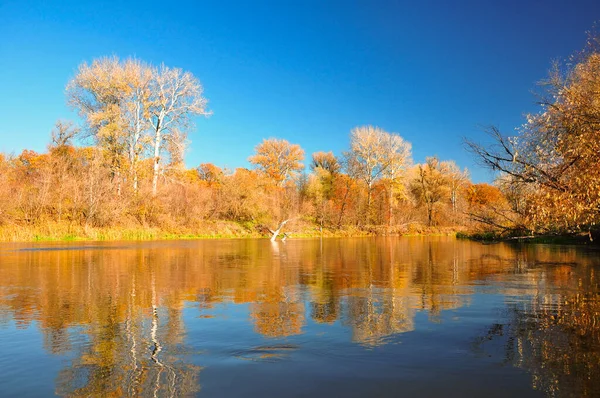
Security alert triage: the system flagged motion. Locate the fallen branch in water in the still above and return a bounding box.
[268,219,293,242]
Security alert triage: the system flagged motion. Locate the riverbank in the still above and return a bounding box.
[0,221,463,243]
[456,231,598,245]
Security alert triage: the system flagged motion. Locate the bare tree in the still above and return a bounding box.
[147,65,210,196]
[122,59,153,192]
[444,161,469,215]
[51,120,80,147]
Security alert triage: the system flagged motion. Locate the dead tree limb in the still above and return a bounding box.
[269,219,291,242]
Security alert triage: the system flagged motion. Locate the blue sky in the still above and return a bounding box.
[1,0,599,182]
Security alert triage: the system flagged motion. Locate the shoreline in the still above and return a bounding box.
[0,222,463,243]
[457,231,599,245]
[6,223,595,246]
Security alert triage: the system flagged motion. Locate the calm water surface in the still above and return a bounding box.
[1,237,599,397]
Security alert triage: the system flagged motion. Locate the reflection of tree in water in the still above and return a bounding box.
[3,238,600,395]
[310,299,339,324]
[53,269,202,397]
[55,310,201,397]
[344,293,415,346]
[474,272,600,397]
[250,286,305,338]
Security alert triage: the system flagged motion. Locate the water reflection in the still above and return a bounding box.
[0,238,599,397]
[474,254,600,397]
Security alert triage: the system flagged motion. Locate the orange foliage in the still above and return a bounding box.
[248,138,304,185]
[466,183,503,206]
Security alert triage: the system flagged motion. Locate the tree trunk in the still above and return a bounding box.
[132,130,140,193]
[366,181,372,225]
[152,128,161,196]
[427,203,433,226]
[337,182,350,228]
[388,185,393,227]
[131,100,141,193]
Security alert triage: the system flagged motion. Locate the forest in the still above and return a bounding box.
[1,33,599,242]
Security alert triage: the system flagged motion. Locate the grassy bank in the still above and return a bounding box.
[0,221,466,243]
[0,221,372,243]
[0,221,260,242]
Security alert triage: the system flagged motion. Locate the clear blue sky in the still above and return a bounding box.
[1,0,599,182]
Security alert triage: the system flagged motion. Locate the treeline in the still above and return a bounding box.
[0,57,509,240]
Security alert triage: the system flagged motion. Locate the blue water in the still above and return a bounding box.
[0,237,598,397]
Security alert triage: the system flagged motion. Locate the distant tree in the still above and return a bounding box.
[410,157,450,226]
[248,138,305,186]
[380,132,412,226]
[310,152,342,207]
[197,163,224,186]
[466,183,503,207]
[311,151,341,175]
[68,57,210,196]
[444,161,469,219]
[345,126,411,224]
[50,120,79,148]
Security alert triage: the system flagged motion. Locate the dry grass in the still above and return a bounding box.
[0,221,264,242]
[0,220,465,243]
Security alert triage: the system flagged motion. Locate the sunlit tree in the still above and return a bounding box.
[466,34,600,236]
[147,65,210,195]
[410,157,450,226]
[345,126,411,224]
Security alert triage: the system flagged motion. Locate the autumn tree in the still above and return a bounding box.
[67,57,210,196]
[380,132,412,226]
[444,161,468,214]
[67,57,131,194]
[464,183,518,231]
[345,126,411,224]
[147,65,210,195]
[51,120,79,147]
[146,65,210,195]
[197,163,224,186]
[248,138,305,186]
[308,152,341,228]
[495,174,530,225]
[466,34,600,235]
[248,139,305,239]
[410,157,450,226]
[122,59,153,192]
[311,151,341,175]
[48,121,80,222]
[0,154,11,224]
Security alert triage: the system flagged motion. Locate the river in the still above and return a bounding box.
[0,237,599,397]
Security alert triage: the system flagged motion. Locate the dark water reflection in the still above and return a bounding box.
[0,237,599,397]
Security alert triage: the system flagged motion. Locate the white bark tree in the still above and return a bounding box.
[345,125,411,224]
[147,65,210,196]
[380,132,412,226]
[122,59,153,192]
[67,57,155,194]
